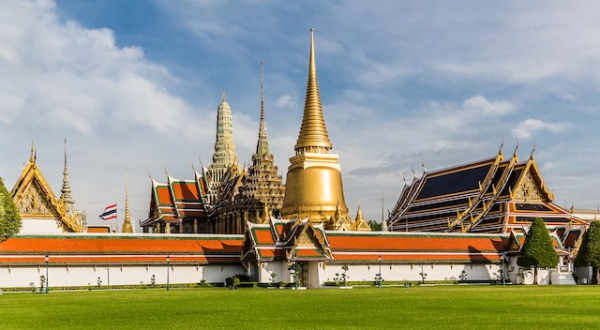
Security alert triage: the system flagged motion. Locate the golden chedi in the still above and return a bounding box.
[281,29,349,224]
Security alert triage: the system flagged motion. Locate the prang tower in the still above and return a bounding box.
[281,29,349,224]
[207,90,241,205]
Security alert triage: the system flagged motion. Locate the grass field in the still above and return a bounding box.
[1,286,599,330]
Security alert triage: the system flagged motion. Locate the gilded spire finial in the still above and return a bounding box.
[122,167,133,233]
[294,28,333,152]
[222,87,226,102]
[512,137,519,161]
[355,200,364,223]
[529,139,536,160]
[30,140,36,163]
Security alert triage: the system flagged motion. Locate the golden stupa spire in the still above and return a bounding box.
[294,28,332,152]
[122,168,134,233]
[355,201,364,223]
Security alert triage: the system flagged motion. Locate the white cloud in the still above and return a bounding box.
[0,0,194,133]
[511,119,571,139]
[274,95,295,108]
[462,95,515,116]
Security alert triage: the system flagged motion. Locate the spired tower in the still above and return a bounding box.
[207,90,241,205]
[122,169,134,233]
[236,61,286,215]
[210,62,286,234]
[281,29,349,224]
[60,138,75,213]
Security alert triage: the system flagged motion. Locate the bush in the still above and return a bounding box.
[235,274,252,282]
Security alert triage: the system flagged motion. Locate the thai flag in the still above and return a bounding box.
[99,204,117,220]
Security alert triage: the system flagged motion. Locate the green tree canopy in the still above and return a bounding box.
[517,217,558,284]
[367,220,381,231]
[0,177,21,239]
[575,221,600,284]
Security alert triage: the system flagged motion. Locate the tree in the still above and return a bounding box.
[0,177,21,239]
[367,220,381,231]
[575,221,600,284]
[517,218,558,284]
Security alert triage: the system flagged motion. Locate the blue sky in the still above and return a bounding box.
[2,0,600,230]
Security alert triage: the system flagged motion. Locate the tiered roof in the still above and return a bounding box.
[241,218,332,263]
[142,169,209,227]
[388,147,588,235]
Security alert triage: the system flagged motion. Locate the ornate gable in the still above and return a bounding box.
[287,224,332,261]
[511,160,553,202]
[17,178,60,219]
[513,171,545,202]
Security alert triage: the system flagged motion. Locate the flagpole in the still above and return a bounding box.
[115,202,119,233]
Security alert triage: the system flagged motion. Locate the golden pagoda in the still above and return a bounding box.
[281,29,350,225]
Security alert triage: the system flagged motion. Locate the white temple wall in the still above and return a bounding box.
[321,263,502,285]
[258,262,288,283]
[19,219,63,235]
[0,264,244,288]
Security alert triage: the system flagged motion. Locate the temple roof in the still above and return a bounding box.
[142,172,209,226]
[0,234,243,266]
[388,149,586,234]
[11,146,83,232]
[242,218,331,262]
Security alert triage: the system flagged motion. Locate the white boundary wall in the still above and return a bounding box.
[0,264,245,288]
[320,263,502,285]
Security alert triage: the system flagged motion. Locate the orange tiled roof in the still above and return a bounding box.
[0,235,243,265]
[327,233,509,252]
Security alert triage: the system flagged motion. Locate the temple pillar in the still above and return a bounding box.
[193,219,198,234]
[179,223,183,234]
[165,223,171,234]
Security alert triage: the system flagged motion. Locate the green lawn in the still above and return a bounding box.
[1,286,599,329]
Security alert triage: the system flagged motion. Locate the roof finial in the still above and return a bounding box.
[221,87,226,102]
[499,135,504,156]
[421,156,427,173]
[512,137,519,160]
[529,139,536,160]
[30,140,36,163]
[402,172,407,186]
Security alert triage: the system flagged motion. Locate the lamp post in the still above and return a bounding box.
[166,255,170,291]
[45,254,49,294]
[378,255,382,288]
[501,252,506,286]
